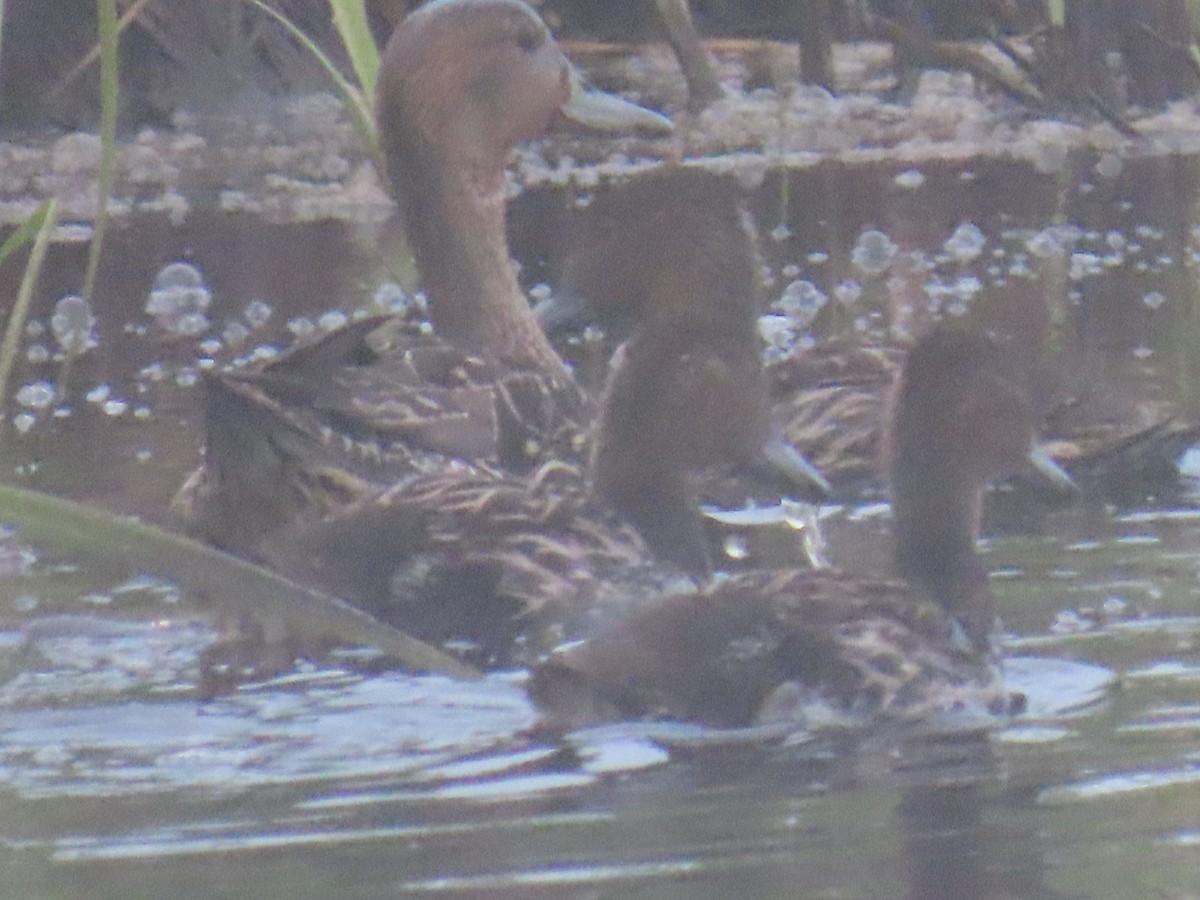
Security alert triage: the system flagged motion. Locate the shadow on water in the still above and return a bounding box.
[1,150,1200,897]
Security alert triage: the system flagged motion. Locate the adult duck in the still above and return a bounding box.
[539,165,1199,505]
[173,0,674,556]
[259,248,828,667]
[528,326,1079,728]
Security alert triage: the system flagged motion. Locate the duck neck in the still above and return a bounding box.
[394,144,568,378]
[590,328,716,579]
[890,458,993,646]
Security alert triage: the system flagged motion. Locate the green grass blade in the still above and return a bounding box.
[0,200,51,270]
[1046,0,1065,28]
[0,199,59,429]
[329,0,379,102]
[81,0,119,303]
[0,481,479,679]
[243,0,383,177]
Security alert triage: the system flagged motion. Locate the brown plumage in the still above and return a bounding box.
[541,166,1199,505]
[172,0,671,556]
[528,328,1078,728]
[260,290,823,667]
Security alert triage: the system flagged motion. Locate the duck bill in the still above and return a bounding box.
[558,65,674,135]
[1020,447,1078,502]
[759,432,832,503]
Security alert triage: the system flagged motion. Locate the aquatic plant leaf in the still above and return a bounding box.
[0,199,58,423]
[0,482,479,679]
[328,0,379,102]
[1046,0,1065,28]
[81,0,119,305]
[0,199,52,270]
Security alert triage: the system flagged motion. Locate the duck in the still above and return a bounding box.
[258,242,829,667]
[527,326,1079,729]
[537,165,1200,507]
[172,0,677,557]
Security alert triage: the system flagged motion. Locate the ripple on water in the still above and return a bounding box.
[1004,656,1116,718]
[1038,767,1200,804]
[0,623,538,801]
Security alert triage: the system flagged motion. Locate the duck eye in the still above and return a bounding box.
[515,25,542,53]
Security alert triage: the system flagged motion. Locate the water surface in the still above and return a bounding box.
[1,147,1200,898]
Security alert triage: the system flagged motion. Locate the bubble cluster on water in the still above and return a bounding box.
[15,382,55,409]
[758,201,1194,358]
[318,310,348,332]
[894,168,925,189]
[944,223,986,262]
[287,317,315,339]
[222,320,250,346]
[145,262,211,336]
[243,298,272,328]
[371,281,421,317]
[851,229,897,275]
[774,279,827,327]
[50,294,98,356]
[1069,251,1104,281]
[758,313,806,361]
[833,280,862,306]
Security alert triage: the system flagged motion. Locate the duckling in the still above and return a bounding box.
[528,327,1079,728]
[173,0,673,556]
[538,165,1199,506]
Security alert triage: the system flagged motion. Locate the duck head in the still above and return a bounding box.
[887,327,1076,647]
[376,0,670,374]
[538,167,765,343]
[553,168,826,575]
[590,324,829,579]
[378,0,672,183]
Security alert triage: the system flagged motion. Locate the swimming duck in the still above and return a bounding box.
[258,257,828,667]
[173,0,675,555]
[539,165,1199,506]
[528,326,1079,728]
